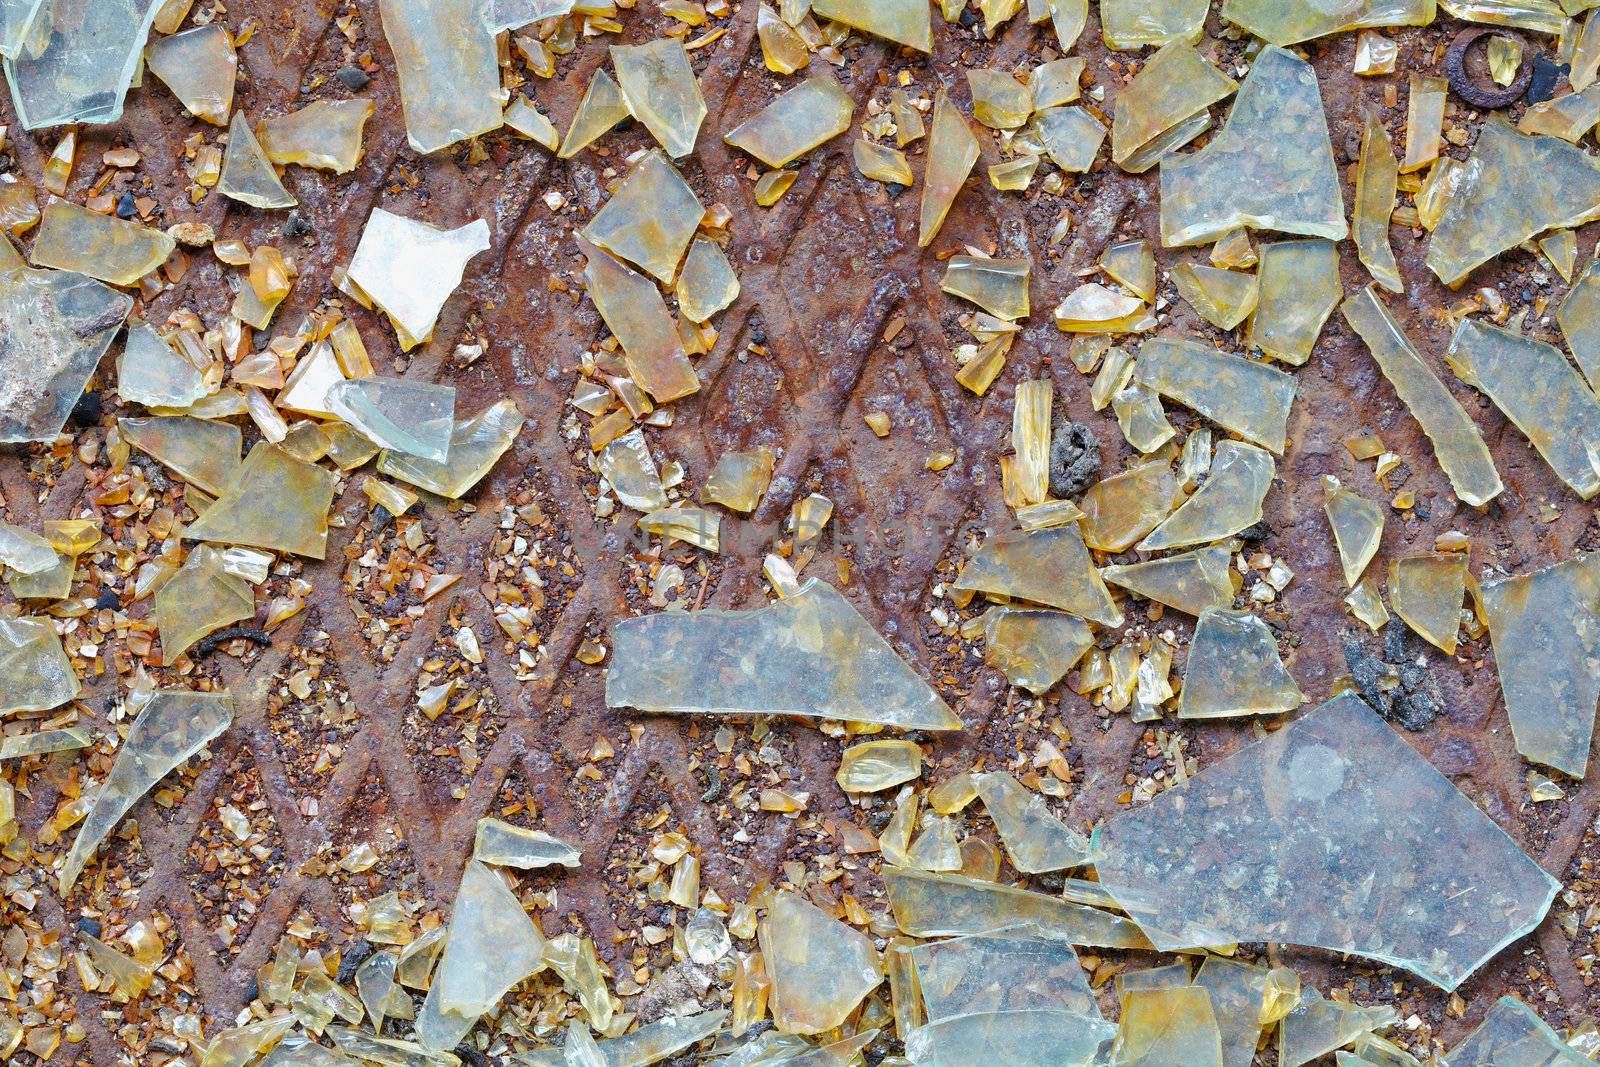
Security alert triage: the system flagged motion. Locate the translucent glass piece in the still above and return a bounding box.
[347,208,490,351]
[760,891,881,1035]
[259,99,375,174]
[378,0,501,154]
[911,926,1101,1023]
[1101,0,1207,48]
[1481,553,1600,778]
[1538,229,1577,281]
[0,264,130,441]
[154,545,254,661]
[942,256,1030,320]
[1444,996,1591,1066]
[1079,461,1180,552]
[1279,988,1399,1067]
[422,859,545,1032]
[4,0,161,130]
[882,867,1153,948]
[1339,286,1503,506]
[1101,545,1235,616]
[611,38,705,159]
[1113,986,1222,1067]
[1112,41,1237,172]
[1159,46,1346,247]
[699,448,773,513]
[59,687,234,891]
[120,416,241,496]
[31,202,176,286]
[1113,384,1176,453]
[582,242,699,403]
[606,577,962,730]
[474,817,581,869]
[599,429,668,513]
[0,616,77,714]
[1247,239,1341,365]
[1054,284,1154,334]
[0,0,43,60]
[906,1010,1113,1067]
[1402,75,1446,173]
[1445,317,1600,500]
[1221,0,1435,44]
[837,739,922,793]
[1033,106,1106,173]
[1093,692,1560,990]
[185,442,337,559]
[1355,30,1400,75]
[378,398,524,499]
[1325,482,1385,587]
[508,1010,728,1067]
[325,376,456,463]
[145,24,235,126]
[219,112,297,210]
[1519,84,1600,142]
[1427,121,1600,287]
[484,0,573,32]
[560,69,630,160]
[1439,0,1566,36]
[1390,553,1467,655]
[677,237,740,323]
[810,0,931,50]
[919,89,980,249]
[973,770,1091,872]
[855,138,915,185]
[1193,958,1267,1067]
[1176,607,1305,719]
[584,150,704,284]
[952,525,1123,626]
[1100,239,1156,301]
[0,726,89,760]
[757,4,809,75]
[968,68,1032,130]
[1354,109,1403,293]
[724,76,854,168]
[982,607,1094,694]
[1133,336,1294,452]
[1173,263,1257,331]
[504,96,559,149]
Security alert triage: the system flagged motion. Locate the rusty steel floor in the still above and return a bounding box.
[2,2,1599,1064]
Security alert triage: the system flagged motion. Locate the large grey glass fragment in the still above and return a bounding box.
[910,925,1103,1023]
[1133,336,1295,453]
[1159,46,1346,246]
[881,866,1153,948]
[1443,996,1591,1067]
[0,266,132,442]
[950,525,1123,626]
[0,616,78,714]
[1481,554,1600,779]
[973,771,1092,873]
[325,376,455,463]
[1092,693,1560,991]
[59,687,235,892]
[606,578,961,731]
[508,1009,727,1066]
[0,0,44,60]
[4,0,161,129]
[906,1010,1113,1067]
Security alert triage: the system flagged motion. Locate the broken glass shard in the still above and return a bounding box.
[1402,75,1447,173]
[1538,229,1577,281]
[154,545,254,662]
[968,68,1032,130]
[219,112,297,210]
[1445,316,1600,500]
[1092,692,1559,990]
[185,442,337,559]
[583,241,700,403]
[1159,46,1346,247]
[837,739,923,793]
[883,866,1153,948]
[378,398,524,499]
[1279,988,1399,1067]
[1480,553,1600,778]
[0,264,130,442]
[31,202,176,286]
[510,1010,728,1067]
[1173,263,1257,331]
[1010,378,1051,507]
[1390,553,1468,655]
[1325,481,1384,587]
[584,150,704,284]
[1349,580,1393,632]
[118,323,207,409]
[973,770,1091,872]
[700,448,773,513]
[1101,0,1207,48]
[724,75,854,168]
[1135,338,1294,453]
[612,38,705,159]
[1247,239,1341,365]
[1101,545,1235,616]
[1114,986,1223,1067]
[1054,284,1154,334]
[1100,239,1156,301]
[425,858,545,1034]
[982,607,1095,694]
[757,5,808,75]
[120,416,241,496]
[952,525,1123,626]
[1427,120,1600,287]
[810,0,931,50]
[1033,105,1106,173]
[0,616,77,714]
[5,0,162,130]
[599,429,668,513]
[474,817,581,869]
[1176,607,1305,718]
[760,890,881,1035]
[1556,261,1600,391]
[325,377,456,464]
[560,69,630,160]
[347,208,490,351]
[906,1011,1113,1067]
[378,0,501,154]
[1341,286,1503,506]
[145,23,235,126]
[1444,996,1591,1067]
[1114,384,1176,453]
[855,138,915,185]
[484,0,574,32]
[277,342,344,419]
[919,89,980,249]
[1354,108,1402,293]
[1519,85,1600,142]
[606,577,961,731]
[1220,0,1435,44]
[1112,41,1237,173]
[0,0,43,60]
[0,726,90,760]
[677,237,740,323]
[1193,958,1268,1067]
[504,97,559,149]
[259,99,375,174]
[1080,461,1180,552]
[910,925,1101,1023]
[942,256,1030,320]
[59,687,234,892]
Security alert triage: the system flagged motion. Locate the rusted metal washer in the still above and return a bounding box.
[1446,26,1533,109]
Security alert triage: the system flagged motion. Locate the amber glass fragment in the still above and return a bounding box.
[1176,607,1305,718]
[1134,336,1295,452]
[259,99,375,174]
[983,607,1094,693]
[724,76,854,168]
[1247,239,1341,365]
[1389,553,1467,654]
[918,89,980,249]
[184,443,337,559]
[953,525,1124,626]
[760,891,881,1035]
[1353,108,1402,293]
[31,202,176,286]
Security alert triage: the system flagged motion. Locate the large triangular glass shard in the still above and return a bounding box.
[760,891,881,1035]
[4,0,161,130]
[1427,120,1600,287]
[920,88,981,249]
[723,75,854,168]
[1175,606,1305,718]
[560,68,630,160]
[582,150,704,284]
[581,240,700,403]
[1481,553,1600,779]
[145,23,235,126]
[1159,46,1345,247]
[427,860,546,1021]
[347,208,490,351]
[1341,285,1503,507]
[0,265,130,442]
[1444,996,1591,1067]
[951,525,1123,627]
[1221,0,1434,45]
[1091,693,1561,991]
[1137,440,1275,551]
[325,376,456,463]
[59,687,234,892]
[1445,317,1600,500]
[1133,336,1295,452]
[973,771,1092,873]
[1325,481,1384,587]
[0,0,44,60]
[378,0,502,154]
[184,442,337,559]
[118,323,208,409]
[0,616,78,714]
[219,112,297,210]
[882,867,1153,948]
[612,39,705,159]
[119,416,241,496]
[606,577,961,731]
[154,544,255,662]
[1101,545,1235,616]
[377,398,524,499]
[810,0,932,50]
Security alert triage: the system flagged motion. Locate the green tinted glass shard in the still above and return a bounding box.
[325,376,456,464]
[919,89,980,248]
[882,867,1154,948]
[1354,108,1403,293]
[59,687,234,891]
[724,76,854,168]
[154,544,254,661]
[1113,987,1223,1067]
[1221,0,1435,45]
[0,265,130,442]
[378,398,525,499]
[120,416,241,497]
[1079,461,1180,552]
[1280,988,1399,1067]
[1112,41,1237,172]
[219,112,297,209]
[1445,317,1600,500]
[1175,606,1305,718]
[1481,553,1600,778]
[1173,263,1258,330]
[378,0,502,154]
[184,442,337,559]
[952,525,1124,626]
[605,577,962,730]
[973,770,1092,872]
[1159,46,1346,247]
[0,616,77,714]
[0,0,43,61]
[5,0,162,130]
[982,607,1095,694]
[1100,239,1157,302]
[584,150,705,283]
[559,69,630,159]
[1092,693,1560,991]
[760,891,881,1035]
[1101,545,1235,616]
[1390,553,1468,655]
[31,202,176,286]
[1325,484,1385,586]
[1247,239,1341,365]
[145,23,235,126]
[1101,0,1208,48]
[1134,336,1295,452]
[1138,440,1274,552]
[1340,285,1503,506]
[1427,120,1600,287]
[611,38,705,159]
[810,0,932,50]
[1444,996,1592,1067]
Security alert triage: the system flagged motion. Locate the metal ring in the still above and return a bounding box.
[1446,26,1533,109]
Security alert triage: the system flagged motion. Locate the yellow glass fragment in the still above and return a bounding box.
[854,139,914,185]
[120,416,241,496]
[982,607,1095,693]
[1033,105,1107,172]
[560,69,630,159]
[0,616,78,714]
[1134,336,1295,453]
[882,866,1153,947]
[810,0,931,50]
[967,68,1032,130]
[1173,262,1258,331]
[155,545,255,662]
[953,525,1123,626]
[676,237,740,323]
[1247,239,1341,365]
[1100,239,1157,302]
[1112,41,1237,173]
[1354,108,1403,293]
[757,5,808,74]
[700,448,773,513]
[1354,30,1399,75]
[1101,0,1208,49]
[1101,544,1235,616]
[611,38,706,159]
[185,442,337,559]
[918,89,980,249]
[1114,986,1223,1067]
[1054,283,1153,334]
[725,76,855,168]
[31,202,176,287]
[1177,607,1305,718]
[760,891,882,1035]
[973,770,1091,872]
[259,99,375,174]
[1113,384,1176,453]
[582,241,699,403]
[1221,0,1434,45]
[584,150,704,284]
[837,739,922,793]
[504,97,560,149]
[145,24,235,126]
[379,0,502,154]
[1538,229,1577,282]
[1324,480,1385,587]
[1138,440,1274,551]
[1080,460,1180,552]
[1557,258,1600,391]
[1389,553,1467,654]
